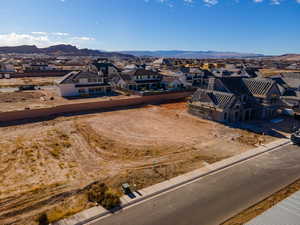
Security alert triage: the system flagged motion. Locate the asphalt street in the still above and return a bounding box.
[91,144,300,225]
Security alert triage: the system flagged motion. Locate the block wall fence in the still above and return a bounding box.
[0,91,194,123]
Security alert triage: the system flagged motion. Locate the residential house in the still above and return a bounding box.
[162,75,185,91]
[189,77,281,123]
[153,58,172,69]
[57,71,111,97]
[271,73,300,109]
[88,61,121,79]
[179,67,214,87]
[57,60,87,71]
[0,62,15,72]
[112,69,163,92]
[24,63,55,71]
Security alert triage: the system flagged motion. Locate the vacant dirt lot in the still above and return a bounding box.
[0,89,137,112]
[260,69,300,77]
[0,77,58,88]
[0,102,275,224]
[0,90,60,112]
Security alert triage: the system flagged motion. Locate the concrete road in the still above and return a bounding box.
[91,144,300,225]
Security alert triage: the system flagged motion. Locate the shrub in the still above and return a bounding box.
[87,182,108,203]
[38,213,49,225]
[87,182,120,210]
[101,190,121,210]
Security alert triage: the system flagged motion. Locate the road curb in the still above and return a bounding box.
[56,139,291,225]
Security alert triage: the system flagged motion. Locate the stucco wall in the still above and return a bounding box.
[0,91,193,123]
[58,84,77,97]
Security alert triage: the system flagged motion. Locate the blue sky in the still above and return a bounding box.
[0,0,299,55]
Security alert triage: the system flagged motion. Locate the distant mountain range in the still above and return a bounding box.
[266,54,300,61]
[0,44,135,58]
[1,45,298,61]
[120,50,264,59]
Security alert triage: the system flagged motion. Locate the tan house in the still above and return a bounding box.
[189,77,282,123]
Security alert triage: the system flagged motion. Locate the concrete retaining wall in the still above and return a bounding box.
[0,91,193,123]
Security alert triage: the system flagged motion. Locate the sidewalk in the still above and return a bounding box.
[55,138,290,225]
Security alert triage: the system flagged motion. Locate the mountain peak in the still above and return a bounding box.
[0,44,135,58]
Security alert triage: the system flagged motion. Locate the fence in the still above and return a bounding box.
[0,91,194,123]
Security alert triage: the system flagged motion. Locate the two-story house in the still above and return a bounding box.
[188,77,281,123]
[88,61,121,79]
[57,71,111,97]
[178,67,214,88]
[112,69,163,92]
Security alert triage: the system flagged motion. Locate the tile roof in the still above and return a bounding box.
[92,62,121,74]
[123,69,162,76]
[58,71,106,84]
[243,78,274,97]
[192,89,236,109]
[118,69,163,85]
[218,77,275,97]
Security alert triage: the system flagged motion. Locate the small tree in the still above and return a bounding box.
[101,190,121,210]
[87,182,120,210]
[87,182,108,203]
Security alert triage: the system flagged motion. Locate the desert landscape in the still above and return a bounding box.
[0,101,275,225]
[0,77,57,88]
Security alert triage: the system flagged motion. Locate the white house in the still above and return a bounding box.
[57,71,111,97]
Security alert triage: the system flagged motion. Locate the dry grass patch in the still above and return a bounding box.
[45,129,72,159]
[107,152,227,193]
[236,131,266,146]
[45,194,91,223]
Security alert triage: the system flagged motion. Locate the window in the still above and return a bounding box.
[224,112,228,121]
[78,88,86,94]
[79,78,88,84]
[88,78,97,83]
[95,87,103,92]
[241,95,247,103]
[270,98,277,104]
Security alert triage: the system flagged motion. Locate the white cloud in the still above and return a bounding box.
[71,36,95,41]
[0,32,96,48]
[203,0,219,6]
[0,33,53,47]
[31,32,48,35]
[184,0,194,3]
[271,0,281,4]
[52,32,69,36]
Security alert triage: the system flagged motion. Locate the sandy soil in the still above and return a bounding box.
[0,77,58,88]
[0,102,275,224]
[0,89,137,112]
[260,69,300,77]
